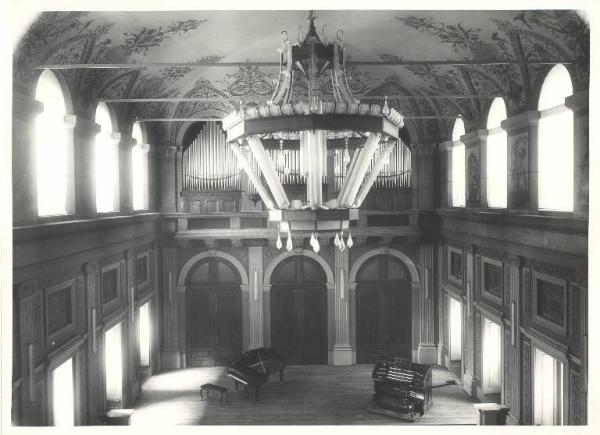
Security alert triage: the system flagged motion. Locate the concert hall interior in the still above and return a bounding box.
[4,6,590,428]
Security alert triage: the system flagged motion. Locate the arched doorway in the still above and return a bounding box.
[271,256,328,364]
[355,255,412,363]
[185,258,242,366]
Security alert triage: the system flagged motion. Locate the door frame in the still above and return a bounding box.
[349,248,421,363]
[176,250,249,368]
[185,283,243,366]
[263,248,335,363]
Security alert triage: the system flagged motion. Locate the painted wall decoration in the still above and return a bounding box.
[467,151,480,204]
[510,133,529,207]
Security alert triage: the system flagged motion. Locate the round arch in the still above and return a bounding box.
[349,247,419,286]
[34,69,74,115]
[178,250,249,287]
[264,248,335,288]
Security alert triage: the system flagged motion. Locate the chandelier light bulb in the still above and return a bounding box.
[314,238,320,253]
[286,231,293,251]
[334,232,340,247]
[347,233,354,248]
[309,232,316,248]
[276,232,283,250]
[339,234,346,251]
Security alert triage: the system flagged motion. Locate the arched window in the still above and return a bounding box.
[486,98,508,208]
[95,103,119,213]
[131,122,149,210]
[34,70,72,216]
[451,118,466,207]
[537,65,574,212]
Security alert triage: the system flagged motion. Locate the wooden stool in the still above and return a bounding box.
[200,383,229,404]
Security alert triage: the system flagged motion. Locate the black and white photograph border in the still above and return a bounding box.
[0,0,597,434]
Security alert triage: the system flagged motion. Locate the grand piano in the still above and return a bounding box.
[370,358,432,419]
[227,348,286,400]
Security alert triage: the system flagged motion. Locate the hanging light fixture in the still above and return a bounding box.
[276,231,283,250]
[223,11,405,252]
[286,230,293,251]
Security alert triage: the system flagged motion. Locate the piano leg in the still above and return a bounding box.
[255,386,260,401]
[279,369,284,382]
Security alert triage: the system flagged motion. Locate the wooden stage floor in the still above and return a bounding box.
[130,365,478,425]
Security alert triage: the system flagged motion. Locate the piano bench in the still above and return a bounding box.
[200,383,229,404]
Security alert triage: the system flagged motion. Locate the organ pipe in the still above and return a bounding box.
[182,121,241,191]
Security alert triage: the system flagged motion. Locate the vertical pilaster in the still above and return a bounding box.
[332,247,352,365]
[506,256,521,424]
[124,248,138,404]
[463,244,478,397]
[248,247,264,350]
[417,244,437,364]
[160,247,180,369]
[501,111,539,211]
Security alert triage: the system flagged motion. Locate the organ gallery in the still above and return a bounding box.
[4,6,590,428]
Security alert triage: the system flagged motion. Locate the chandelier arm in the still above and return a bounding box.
[246,135,291,209]
[336,148,361,205]
[353,142,396,208]
[230,142,276,210]
[339,133,382,207]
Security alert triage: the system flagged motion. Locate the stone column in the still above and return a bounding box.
[501,111,539,211]
[248,246,264,350]
[461,129,487,209]
[158,146,179,213]
[565,90,589,215]
[73,117,101,217]
[124,248,139,403]
[438,140,453,208]
[12,92,43,223]
[415,144,436,210]
[119,134,134,213]
[332,247,352,365]
[160,247,180,369]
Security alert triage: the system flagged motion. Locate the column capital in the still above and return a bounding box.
[460,129,487,147]
[565,90,588,114]
[500,110,540,134]
[158,146,181,159]
[438,140,454,152]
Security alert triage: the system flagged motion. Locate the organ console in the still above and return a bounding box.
[370,359,432,419]
[227,348,286,400]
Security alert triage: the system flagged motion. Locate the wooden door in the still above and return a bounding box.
[270,256,328,364]
[185,259,242,367]
[356,255,412,363]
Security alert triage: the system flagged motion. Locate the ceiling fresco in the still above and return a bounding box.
[13,10,589,144]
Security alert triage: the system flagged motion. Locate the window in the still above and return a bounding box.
[52,357,75,426]
[104,322,123,405]
[131,122,149,210]
[34,70,72,216]
[481,317,502,395]
[486,98,507,208]
[537,64,574,211]
[449,296,462,362]
[451,118,466,207]
[139,302,151,367]
[534,347,563,425]
[95,102,119,213]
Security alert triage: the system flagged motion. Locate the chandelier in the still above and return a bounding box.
[223,12,404,253]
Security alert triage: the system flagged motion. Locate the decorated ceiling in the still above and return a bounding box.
[13,10,589,144]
